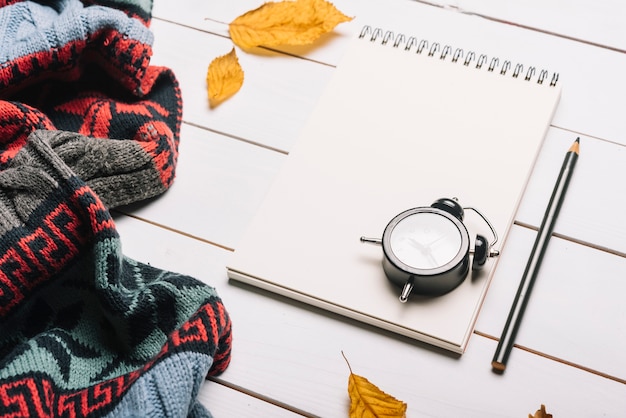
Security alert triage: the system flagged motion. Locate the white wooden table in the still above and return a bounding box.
[113,0,626,416]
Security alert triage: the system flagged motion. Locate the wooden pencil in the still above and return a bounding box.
[492,138,580,372]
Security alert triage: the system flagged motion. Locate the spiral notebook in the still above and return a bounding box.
[227,26,561,353]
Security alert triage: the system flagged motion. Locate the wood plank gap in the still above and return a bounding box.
[183,121,289,155]
[152,17,336,68]
[253,46,337,68]
[549,126,626,148]
[473,330,626,385]
[111,210,235,252]
[206,377,321,418]
[153,16,231,41]
[409,1,626,54]
[513,220,626,259]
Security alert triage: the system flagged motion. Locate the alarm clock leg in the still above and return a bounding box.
[399,276,415,303]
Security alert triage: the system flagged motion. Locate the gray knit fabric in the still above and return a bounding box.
[38,129,168,208]
[0,131,73,236]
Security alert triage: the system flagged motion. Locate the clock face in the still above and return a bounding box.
[388,212,463,270]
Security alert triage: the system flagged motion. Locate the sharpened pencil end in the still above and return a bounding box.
[569,137,580,154]
[491,361,506,373]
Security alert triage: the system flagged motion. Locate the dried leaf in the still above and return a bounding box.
[529,404,553,418]
[206,48,244,107]
[229,0,353,49]
[343,352,407,418]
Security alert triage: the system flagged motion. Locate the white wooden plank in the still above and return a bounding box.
[476,224,626,381]
[152,0,626,150]
[114,215,626,418]
[153,0,355,65]
[154,0,626,56]
[117,122,285,250]
[454,0,626,51]
[515,128,626,255]
[197,381,304,417]
[149,19,334,153]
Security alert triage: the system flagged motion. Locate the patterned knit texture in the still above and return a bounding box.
[0,1,233,417]
[0,0,182,206]
[0,133,232,416]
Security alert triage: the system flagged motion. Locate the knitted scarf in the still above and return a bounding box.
[0,1,232,417]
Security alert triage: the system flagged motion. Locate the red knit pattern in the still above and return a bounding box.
[0,300,232,417]
[0,102,55,166]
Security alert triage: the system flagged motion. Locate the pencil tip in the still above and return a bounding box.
[569,138,580,154]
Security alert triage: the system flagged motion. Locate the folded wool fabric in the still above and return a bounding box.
[1,0,182,207]
[0,101,174,208]
[46,128,169,208]
[0,1,234,417]
[0,0,153,95]
[0,132,232,416]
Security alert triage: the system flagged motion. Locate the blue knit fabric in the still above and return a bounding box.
[0,0,153,64]
[104,352,214,418]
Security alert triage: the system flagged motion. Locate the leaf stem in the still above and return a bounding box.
[341,350,354,374]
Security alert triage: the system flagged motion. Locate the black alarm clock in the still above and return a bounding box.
[361,197,500,302]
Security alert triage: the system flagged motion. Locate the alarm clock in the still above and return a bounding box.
[361,197,500,302]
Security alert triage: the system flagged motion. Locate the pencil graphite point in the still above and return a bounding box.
[570,137,580,154]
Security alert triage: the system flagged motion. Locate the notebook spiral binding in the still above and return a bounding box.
[359,26,559,87]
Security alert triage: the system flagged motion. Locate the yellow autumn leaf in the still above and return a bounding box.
[529,404,553,418]
[206,48,244,107]
[229,0,353,49]
[343,352,407,418]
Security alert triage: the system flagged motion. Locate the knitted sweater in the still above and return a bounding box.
[0,1,232,417]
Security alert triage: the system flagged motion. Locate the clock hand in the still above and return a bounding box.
[408,237,428,252]
[425,249,440,268]
[409,237,440,267]
[425,233,450,247]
